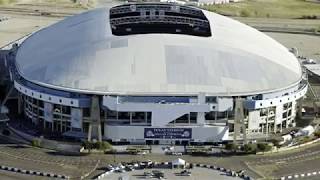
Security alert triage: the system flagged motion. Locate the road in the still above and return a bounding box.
[1,136,320,179]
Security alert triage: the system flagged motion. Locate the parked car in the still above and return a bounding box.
[106,164,114,171]
[144,171,154,178]
[180,170,191,176]
[152,170,164,178]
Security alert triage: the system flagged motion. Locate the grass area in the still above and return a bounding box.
[204,0,320,19]
[0,0,15,5]
[249,164,279,179]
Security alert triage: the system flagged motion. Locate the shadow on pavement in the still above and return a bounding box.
[46,151,89,157]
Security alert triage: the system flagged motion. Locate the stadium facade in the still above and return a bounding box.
[8,3,307,144]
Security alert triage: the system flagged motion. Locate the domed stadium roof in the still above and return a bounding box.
[15,3,302,96]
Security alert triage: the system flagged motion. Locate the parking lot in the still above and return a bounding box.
[104,167,242,180]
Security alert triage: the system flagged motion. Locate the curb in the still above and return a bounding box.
[0,165,69,179]
[280,170,320,180]
[95,161,253,180]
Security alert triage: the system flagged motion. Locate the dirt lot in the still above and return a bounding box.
[0,0,85,47]
[204,0,320,19]
[265,32,320,60]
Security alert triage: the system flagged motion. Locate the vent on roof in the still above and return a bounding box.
[109,3,212,37]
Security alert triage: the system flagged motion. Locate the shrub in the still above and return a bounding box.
[82,141,112,150]
[243,144,257,154]
[225,143,237,151]
[266,13,271,18]
[313,26,320,33]
[31,139,41,147]
[302,15,318,19]
[240,9,251,17]
[301,136,312,144]
[105,148,117,154]
[270,139,281,148]
[82,141,92,150]
[96,141,112,150]
[314,131,320,138]
[257,143,272,152]
[2,129,10,136]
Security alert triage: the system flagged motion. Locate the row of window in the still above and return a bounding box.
[257,91,303,108]
[18,85,75,105]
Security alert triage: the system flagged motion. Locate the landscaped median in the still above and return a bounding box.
[80,141,113,153]
[224,142,273,155]
[224,130,320,155]
[259,137,320,155]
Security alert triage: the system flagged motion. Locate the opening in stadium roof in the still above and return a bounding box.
[109,3,212,37]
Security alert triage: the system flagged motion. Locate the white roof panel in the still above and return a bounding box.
[15,7,302,96]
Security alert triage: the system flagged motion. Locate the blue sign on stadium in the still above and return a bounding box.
[144,128,192,139]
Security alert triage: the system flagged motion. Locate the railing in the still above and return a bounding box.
[110,15,210,28]
[110,3,204,18]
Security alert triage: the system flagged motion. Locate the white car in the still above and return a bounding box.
[172,152,182,156]
[137,151,147,155]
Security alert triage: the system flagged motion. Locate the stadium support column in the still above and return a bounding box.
[197,93,206,125]
[17,94,22,114]
[297,98,303,119]
[233,98,246,144]
[88,96,102,142]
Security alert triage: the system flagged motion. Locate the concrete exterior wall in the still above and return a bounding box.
[104,125,229,142]
[103,95,211,126]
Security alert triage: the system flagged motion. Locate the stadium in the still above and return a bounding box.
[9,3,307,144]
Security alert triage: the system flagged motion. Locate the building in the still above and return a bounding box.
[196,0,239,6]
[159,0,242,6]
[6,3,307,144]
